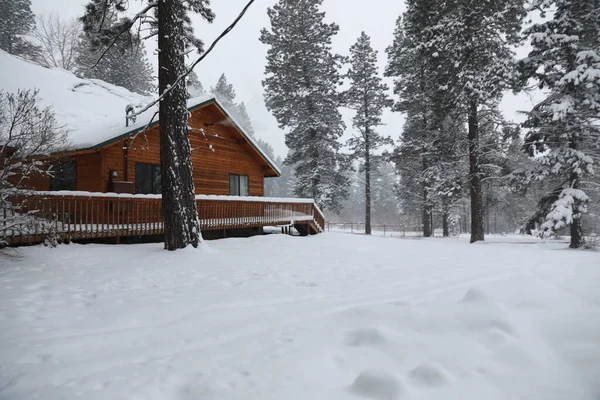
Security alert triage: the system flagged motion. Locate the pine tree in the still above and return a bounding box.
[235,102,255,137]
[186,70,204,98]
[516,0,599,248]
[211,73,236,110]
[0,0,37,56]
[392,0,526,243]
[81,0,215,250]
[210,74,255,136]
[260,0,349,211]
[76,12,154,95]
[345,32,393,234]
[385,12,447,237]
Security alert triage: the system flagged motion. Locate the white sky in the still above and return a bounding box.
[30,0,537,159]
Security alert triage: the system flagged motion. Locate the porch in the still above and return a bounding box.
[3,192,325,245]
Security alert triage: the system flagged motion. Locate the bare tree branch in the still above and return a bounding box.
[130,0,256,119]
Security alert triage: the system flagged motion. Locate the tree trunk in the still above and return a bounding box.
[569,142,584,248]
[422,198,432,237]
[442,202,449,237]
[158,0,201,250]
[421,147,432,237]
[364,131,372,235]
[468,99,484,243]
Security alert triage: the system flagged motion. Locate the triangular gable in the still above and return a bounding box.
[79,96,281,177]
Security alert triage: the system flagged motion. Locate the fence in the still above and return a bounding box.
[2,192,325,245]
[327,222,424,238]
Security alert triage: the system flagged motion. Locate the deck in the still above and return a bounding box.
[2,192,325,245]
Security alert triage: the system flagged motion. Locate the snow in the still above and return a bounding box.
[0,51,279,175]
[1,233,599,400]
[30,190,319,204]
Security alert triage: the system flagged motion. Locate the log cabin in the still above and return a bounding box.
[24,95,280,197]
[0,51,324,244]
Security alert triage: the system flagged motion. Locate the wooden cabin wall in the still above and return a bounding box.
[101,105,266,196]
[16,153,102,192]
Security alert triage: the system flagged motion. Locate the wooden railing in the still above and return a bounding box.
[2,192,325,245]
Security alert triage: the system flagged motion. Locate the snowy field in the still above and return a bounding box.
[1,233,599,400]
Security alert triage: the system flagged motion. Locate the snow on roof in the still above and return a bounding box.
[0,51,280,175]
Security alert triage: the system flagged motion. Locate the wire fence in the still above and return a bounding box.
[327,222,424,238]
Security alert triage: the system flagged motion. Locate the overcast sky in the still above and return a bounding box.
[31,0,537,159]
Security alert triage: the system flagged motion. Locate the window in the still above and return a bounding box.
[229,174,249,196]
[135,162,161,194]
[49,161,77,191]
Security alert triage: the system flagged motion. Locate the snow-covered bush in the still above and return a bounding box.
[540,189,590,238]
[583,234,599,251]
[0,89,68,248]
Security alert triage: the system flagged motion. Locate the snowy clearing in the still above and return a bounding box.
[0,233,599,400]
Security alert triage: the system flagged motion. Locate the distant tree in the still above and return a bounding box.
[76,12,154,95]
[186,71,204,98]
[260,0,349,211]
[81,0,215,250]
[269,154,296,198]
[0,0,37,57]
[344,32,393,234]
[255,138,277,196]
[31,13,81,71]
[1,90,69,248]
[235,102,255,137]
[211,74,255,136]
[515,0,599,248]
[211,73,236,109]
[394,0,526,243]
[386,11,450,238]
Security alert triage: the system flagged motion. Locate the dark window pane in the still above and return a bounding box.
[229,174,249,196]
[49,161,77,191]
[240,175,249,196]
[152,165,161,194]
[230,174,239,196]
[135,162,160,194]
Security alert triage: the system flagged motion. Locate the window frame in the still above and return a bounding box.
[135,162,162,195]
[229,174,249,196]
[49,160,77,191]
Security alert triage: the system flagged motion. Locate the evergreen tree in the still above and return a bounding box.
[345,32,393,234]
[260,0,349,212]
[371,161,400,225]
[186,70,204,98]
[81,0,215,250]
[76,12,154,95]
[516,0,599,248]
[235,102,255,137]
[211,74,255,136]
[385,12,453,237]
[391,0,526,243]
[0,0,37,56]
[211,73,236,109]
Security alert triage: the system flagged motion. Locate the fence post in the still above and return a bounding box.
[383,224,386,237]
[351,222,353,234]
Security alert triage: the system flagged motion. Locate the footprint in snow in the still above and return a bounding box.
[409,361,452,387]
[345,328,387,347]
[349,370,404,400]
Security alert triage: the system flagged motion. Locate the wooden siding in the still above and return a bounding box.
[21,103,273,196]
[98,104,267,196]
[19,153,101,192]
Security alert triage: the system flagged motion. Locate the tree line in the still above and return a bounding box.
[259,0,599,248]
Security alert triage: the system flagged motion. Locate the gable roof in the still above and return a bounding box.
[0,50,280,176]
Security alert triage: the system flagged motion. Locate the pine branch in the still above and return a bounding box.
[130,0,256,119]
[87,1,158,69]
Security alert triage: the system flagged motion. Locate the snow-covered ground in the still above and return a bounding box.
[0,233,599,400]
